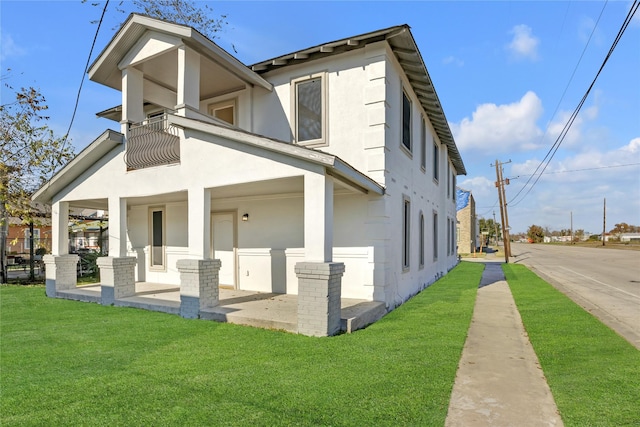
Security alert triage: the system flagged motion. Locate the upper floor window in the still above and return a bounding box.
[420,118,426,171]
[293,73,327,147]
[402,91,412,152]
[208,99,236,125]
[433,142,440,182]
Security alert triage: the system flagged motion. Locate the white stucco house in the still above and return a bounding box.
[33,15,466,336]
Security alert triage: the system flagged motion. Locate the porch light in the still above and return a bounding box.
[242,213,249,222]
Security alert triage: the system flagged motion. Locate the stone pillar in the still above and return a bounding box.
[43,254,79,297]
[97,257,137,305]
[295,262,345,337]
[177,259,221,319]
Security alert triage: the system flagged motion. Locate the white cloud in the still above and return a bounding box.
[443,55,464,67]
[506,24,540,61]
[0,32,26,61]
[450,91,544,153]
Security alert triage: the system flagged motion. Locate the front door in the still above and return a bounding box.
[212,213,236,287]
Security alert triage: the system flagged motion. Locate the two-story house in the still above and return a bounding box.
[33,14,466,336]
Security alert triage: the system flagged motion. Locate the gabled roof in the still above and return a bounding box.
[32,130,124,204]
[88,14,272,92]
[250,25,466,176]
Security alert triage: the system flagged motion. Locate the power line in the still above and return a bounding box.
[509,0,638,207]
[517,162,640,177]
[56,0,110,171]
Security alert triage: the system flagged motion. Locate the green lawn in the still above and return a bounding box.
[1,262,482,426]
[503,264,640,427]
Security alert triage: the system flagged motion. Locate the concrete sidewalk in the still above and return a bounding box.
[445,262,563,426]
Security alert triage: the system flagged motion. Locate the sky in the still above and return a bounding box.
[1,0,639,234]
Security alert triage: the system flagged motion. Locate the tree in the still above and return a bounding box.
[527,224,545,243]
[84,0,229,41]
[1,78,74,282]
[479,217,501,245]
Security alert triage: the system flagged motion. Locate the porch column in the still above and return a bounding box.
[303,172,333,262]
[187,187,211,260]
[98,197,136,305]
[51,201,70,256]
[45,201,78,297]
[175,45,201,118]
[97,256,136,305]
[177,259,221,318]
[43,255,79,297]
[121,67,144,134]
[295,262,345,336]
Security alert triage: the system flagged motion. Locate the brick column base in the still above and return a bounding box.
[177,259,221,319]
[97,257,137,305]
[295,262,345,337]
[43,255,79,297]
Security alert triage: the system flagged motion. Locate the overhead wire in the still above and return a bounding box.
[55,0,110,174]
[509,0,639,207]
[508,0,608,206]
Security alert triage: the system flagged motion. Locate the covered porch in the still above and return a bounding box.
[55,282,386,334]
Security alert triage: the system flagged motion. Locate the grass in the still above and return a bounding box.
[503,264,640,427]
[1,262,483,426]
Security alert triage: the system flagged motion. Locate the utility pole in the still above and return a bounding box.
[602,198,606,247]
[493,159,512,263]
[570,211,573,244]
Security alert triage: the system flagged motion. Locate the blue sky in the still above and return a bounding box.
[1,1,639,234]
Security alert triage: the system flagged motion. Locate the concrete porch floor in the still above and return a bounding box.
[57,282,387,334]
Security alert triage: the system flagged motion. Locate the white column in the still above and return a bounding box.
[121,67,145,132]
[176,45,201,115]
[108,196,127,258]
[304,172,333,262]
[51,201,69,256]
[188,187,211,259]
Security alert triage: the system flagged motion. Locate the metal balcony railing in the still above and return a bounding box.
[125,112,180,170]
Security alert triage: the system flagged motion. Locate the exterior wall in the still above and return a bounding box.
[457,194,477,254]
[6,224,52,255]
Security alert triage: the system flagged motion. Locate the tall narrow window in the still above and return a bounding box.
[452,172,457,201]
[403,196,411,270]
[420,118,426,170]
[451,218,456,255]
[23,229,40,250]
[295,76,324,145]
[433,212,439,261]
[419,212,425,268]
[433,142,439,181]
[150,208,165,268]
[402,91,412,152]
[447,218,451,256]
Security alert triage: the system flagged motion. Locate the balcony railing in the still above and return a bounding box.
[125,112,180,170]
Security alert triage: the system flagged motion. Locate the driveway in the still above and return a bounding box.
[511,242,640,349]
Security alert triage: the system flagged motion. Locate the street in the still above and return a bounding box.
[511,242,640,349]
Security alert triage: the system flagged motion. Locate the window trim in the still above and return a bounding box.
[401,89,412,155]
[207,98,237,126]
[433,141,440,183]
[149,207,166,271]
[24,228,40,250]
[419,211,425,269]
[402,195,411,271]
[433,211,439,261]
[420,118,426,172]
[292,72,328,148]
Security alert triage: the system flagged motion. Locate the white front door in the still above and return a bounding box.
[212,213,236,287]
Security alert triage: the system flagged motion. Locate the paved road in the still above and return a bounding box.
[511,242,640,349]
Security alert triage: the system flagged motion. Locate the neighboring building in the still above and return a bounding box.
[620,233,640,243]
[455,188,477,254]
[33,15,466,335]
[5,217,52,258]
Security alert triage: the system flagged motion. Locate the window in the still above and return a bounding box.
[150,208,165,269]
[23,228,40,250]
[419,212,425,268]
[452,172,456,201]
[402,91,412,152]
[403,196,411,270]
[447,218,451,256]
[433,212,438,261]
[451,218,456,255]
[433,142,439,181]
[208,99,236,125]
[420,118,426,171]
[447,162,451,197]
[294,74,326,146]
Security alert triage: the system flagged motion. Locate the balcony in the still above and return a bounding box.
[125,112,180,170]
